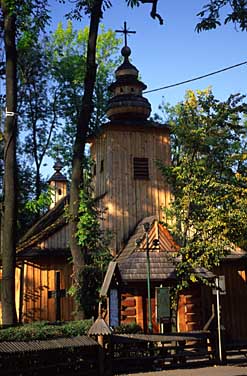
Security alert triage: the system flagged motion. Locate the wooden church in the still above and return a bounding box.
[1,31,247,343]
[91,39,247,341]
[93,41,213,334]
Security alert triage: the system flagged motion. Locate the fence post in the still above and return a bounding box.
[98,334,105,376]
[88,307,112,376]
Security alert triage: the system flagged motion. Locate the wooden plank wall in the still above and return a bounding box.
[40,224,69,249]
[91,125,171,254]
[22,260,74,322]
[217,262,247,341]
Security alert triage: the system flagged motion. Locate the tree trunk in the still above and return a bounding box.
[69,0,103,319]
[1,1,18,325]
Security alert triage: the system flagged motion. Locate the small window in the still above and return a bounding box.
[133,157,149,180]
[100,159,104,173]
[120,88,123,93]
[131,87,134,92]
[58,188,62,195]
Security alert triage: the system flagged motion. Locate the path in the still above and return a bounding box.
[120,361,247,376]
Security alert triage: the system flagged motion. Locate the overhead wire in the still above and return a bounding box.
[144,60,247,94]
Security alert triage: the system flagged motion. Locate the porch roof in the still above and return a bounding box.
[100,217,214,296]
[118,251,177,281]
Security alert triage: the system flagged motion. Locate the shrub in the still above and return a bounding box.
[113,322,143,334]
[0,320,93,342]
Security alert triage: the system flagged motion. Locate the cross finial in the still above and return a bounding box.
[116,21,136,47]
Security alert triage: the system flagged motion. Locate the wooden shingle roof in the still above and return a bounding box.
[116,216,179,264]
[100,216,214,295]
[17,195,68,253]
[119,251,177,281]
[117,216,179,282]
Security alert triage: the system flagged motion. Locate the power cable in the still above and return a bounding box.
[144,60,247,94]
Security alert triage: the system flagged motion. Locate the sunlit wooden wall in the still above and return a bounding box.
[91,123,171,254]
[20,259,74,323]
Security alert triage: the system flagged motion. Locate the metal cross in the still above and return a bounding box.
[116,21,136,47]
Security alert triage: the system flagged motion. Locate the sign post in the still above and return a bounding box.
[216,277,222,362]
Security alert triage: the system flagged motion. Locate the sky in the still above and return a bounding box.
[41,0,247,176]
[48,0,247,117]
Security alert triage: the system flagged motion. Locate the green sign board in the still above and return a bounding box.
[156,287,170,321]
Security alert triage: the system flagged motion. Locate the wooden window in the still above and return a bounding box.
[133,157,149,180]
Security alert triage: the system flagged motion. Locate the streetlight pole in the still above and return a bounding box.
[143,222,152,334]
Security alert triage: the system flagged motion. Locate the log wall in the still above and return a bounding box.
[177,286,204,332]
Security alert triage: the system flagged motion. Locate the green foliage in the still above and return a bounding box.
[159,88,247,291]
[48,22,121,174]
[76,161,112,260]
[68,160,112,317]
[25,186,53,214]
[16,21,120,234]
[196,0,247,31]
[64,0,140,20]
[0,320,93,341]
[1,0,50,47]
[113,322,143,334]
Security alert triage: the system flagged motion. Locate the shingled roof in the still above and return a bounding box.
[100,216,215,296]
[119,251,177,282]
[17,195,69,254]
[117,216,179,282]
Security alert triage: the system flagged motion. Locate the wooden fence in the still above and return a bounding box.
[0,336,99,376]
[110,331,215,374]
[2,331,246,375]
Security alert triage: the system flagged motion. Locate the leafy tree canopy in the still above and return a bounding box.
[64,0,163,24]
[196,0,247,31]
[15,21,120,235]
[48,21,121,172]
[159,88,247,290]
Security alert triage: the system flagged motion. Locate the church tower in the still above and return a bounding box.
[48,158,68,209]
[90,28,170,255]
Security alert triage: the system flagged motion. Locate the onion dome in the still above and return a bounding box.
[106,45,151,121]
[48,158,67,184]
